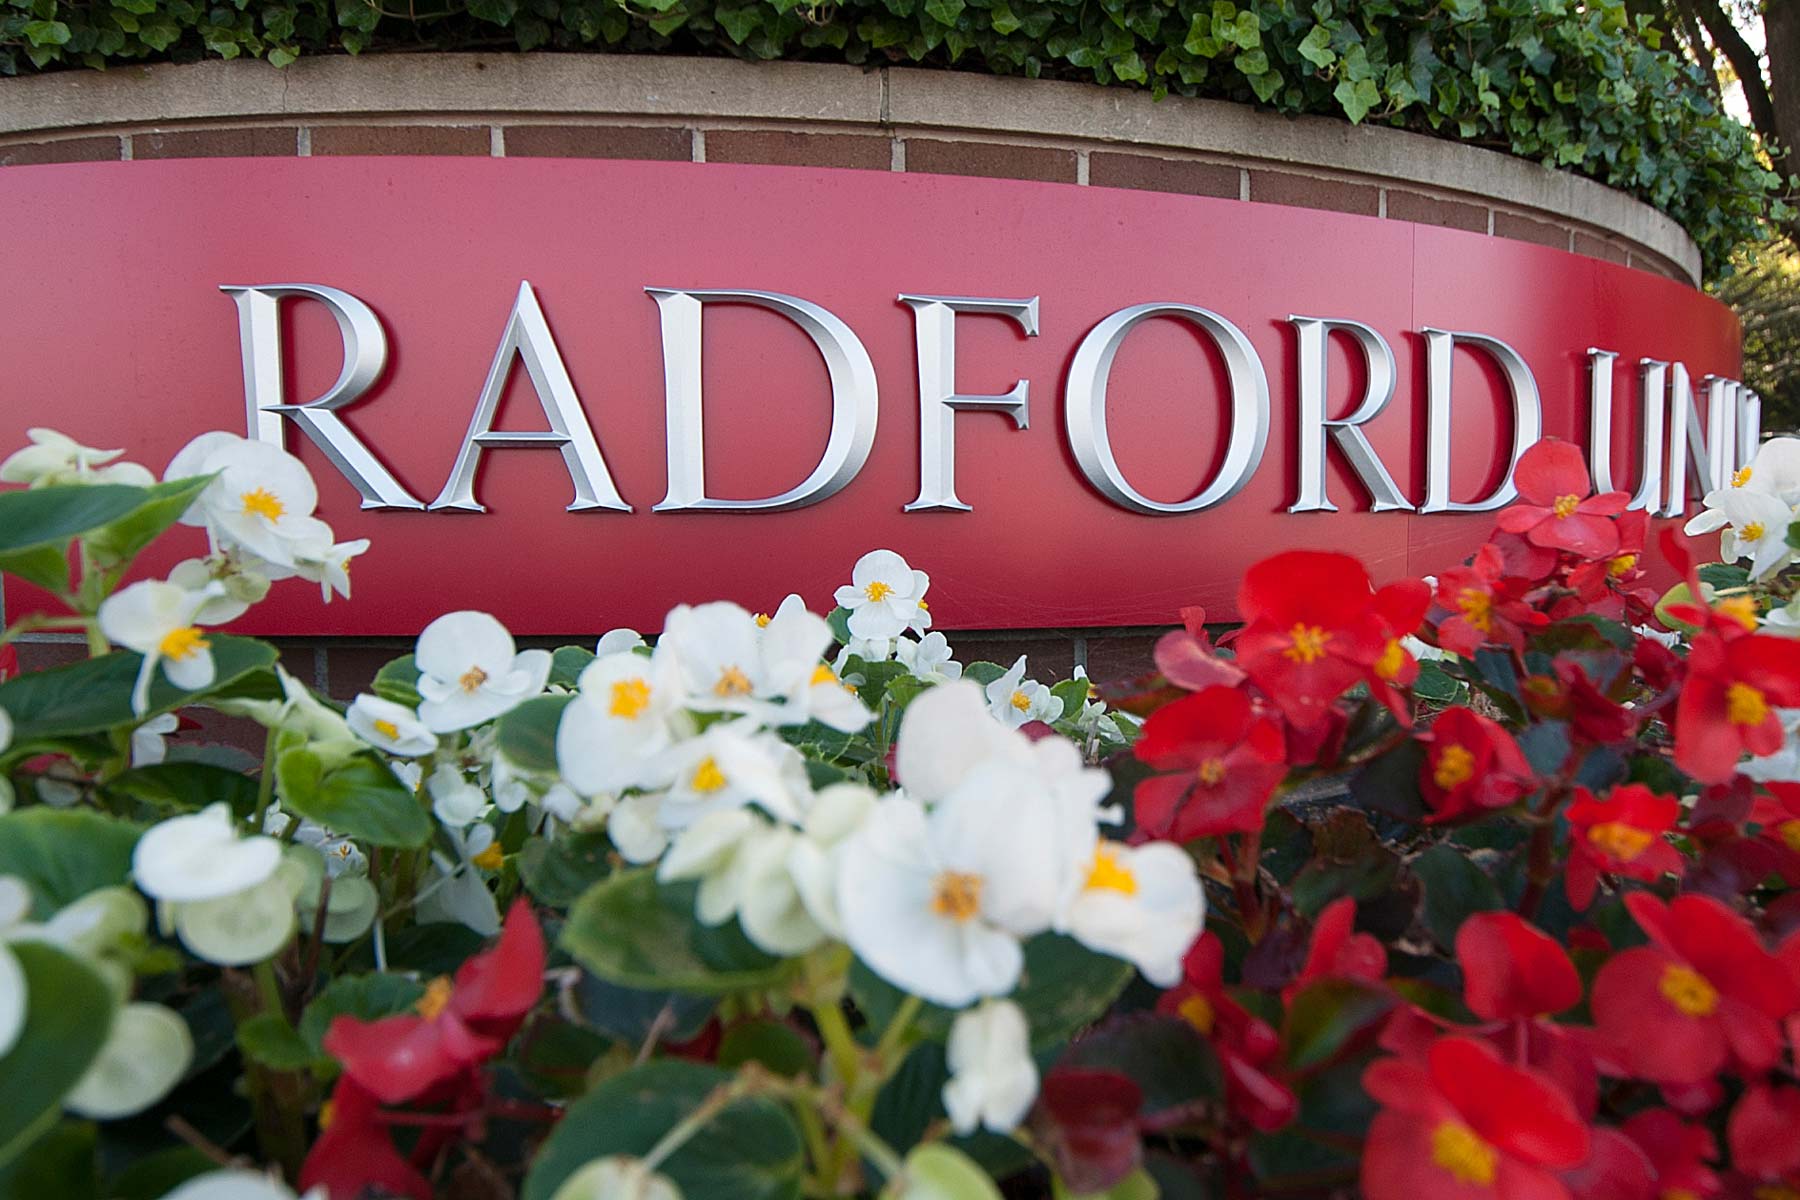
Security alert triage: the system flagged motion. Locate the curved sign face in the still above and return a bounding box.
[0,159,1744,633]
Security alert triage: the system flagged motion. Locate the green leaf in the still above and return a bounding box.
[1297,23,1334,67]
[884,1144,1004,1199]
[1334,75,1380,123]
[0,944,116,1168]
[1281,979,1394,1071]
[297,973,426,1056]
[522,1060,805,1200]
[83,475,212,566]
[235,1013,319,1071]
[550,645,597,688]
[0,485,150,558]
[0,1119,97,1200]
[518,832,614,907]
[1057,1014,1222,1115]
[1412,843,1504,949]
[370,655,422,707]
[0,544,68,592]
[105,761,260,819]
[495,694,574,774]
[0,808,141,919]
[561,870,791,995]
[960,662,1007,687]
[274,748,431,848]
[0,637,278,741]
[853,933,1132,1047]
[1412,661,1459,702]
[717,1018,814,1078]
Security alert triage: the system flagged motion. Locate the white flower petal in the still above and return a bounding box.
[65,1001,193,1119]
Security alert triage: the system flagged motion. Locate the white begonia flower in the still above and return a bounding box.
[540,782,584,825]
[652,722,813,832]
[833,549,930,641]
[1739,708,1800,783]
[785,782,878,941]
[129,713,181,767]
[595,628,647,657]
[895,632,962,684]
[428,764,489,827]
[1713,487,1796,580]
[551,1156,683,1200]
[168,552,274,626]
[284,846,379,944]
[0,428,154,488]
[755,595,872,732]
[292,532,370,603]
[606,794,670,864]
[133,803,282,903]
[0,704,11,816]
[1059,840,1204,987]
[172,872,299,966]
[416,821,502,936]
[0,941,23,1060]
[414,611,552,733]
[984,656,1064,729]
[347,694,437,757]
[943,999,1038,1136]
[159,1171,327,1200]
[832,634,896,676]
[1687,437,1800,535]
[557,648,688,795]
[166,433,324,571]
[64,1001,193,1119]
[98,579,228,715]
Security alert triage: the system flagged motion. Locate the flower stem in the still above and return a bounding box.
[250,727,280,836]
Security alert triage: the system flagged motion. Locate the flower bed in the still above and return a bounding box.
[1,424,1800,1198]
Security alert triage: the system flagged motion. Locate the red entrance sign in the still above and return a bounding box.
[0,158,1742,634]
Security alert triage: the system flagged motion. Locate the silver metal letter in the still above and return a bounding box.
[1064,303,1271,514]
[898,294,1039,512]
[1287,315,1410,513]
[1740,387,1763,464]
[1586,348,1666,511]
[1662,367,1739,516]
[221,283,424,510]
[648,289,879,512]
[1420,328,1543,513]
[430,281,630,514]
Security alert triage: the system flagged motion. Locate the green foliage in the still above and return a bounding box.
[1719,235,1800,430]
[0,944,116,1168]
[562,868,794,994]
[0,808,140,918]
[0,0,1772,273]
[274,746,433,847]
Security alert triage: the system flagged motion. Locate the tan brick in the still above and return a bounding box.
[309,124,489,157]
[1493,211,1570,250]
[1384,188,1487,233]
[1572,231,1629,266]
[1628,247,1687,282]
[705,129,890,170]
[1248,169,1379,216]
[502,123,690,161]
[1087,152,1239,199]
[0,136,120,166]
[903,138,1077,183]
[134,126,298,159]
[13,639,85,673]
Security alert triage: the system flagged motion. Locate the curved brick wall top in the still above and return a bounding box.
[0,53,1702,284]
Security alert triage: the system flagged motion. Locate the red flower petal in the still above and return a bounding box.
[1589,948,1727,1084]
[298,1078,434,1200]
[1726,1083,1800,1179]
[322,1013,461,1106]
[452,898,547,1031]
[1431,1037,1589,1169]
[1457,912,1580,1022]
[1513,439,1591,507]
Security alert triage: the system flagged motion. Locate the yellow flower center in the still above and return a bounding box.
[1430,1120,1498,1187]
[609,678,652,718]
[1552,494,1581,519]
[239,487,285,521]
[1754,1188,1800,1200]
[917,599,929,611]
[1282,623,1332,665]
[1663,1190,1701,1200]
[1658,964,1719,1017]
[1734,466,1754,487]
[458,665,488,694]
[1196,757,1227,787]
[811,663,837,687]
[713,666,753,697]
[318,1099,336,1130]
[1608,553,1638,578]
[157,626,209,661]
[1586,821,1654,862]
[372,718,400,740]
[1177,993,1216,1036]
[754,612,771,628]
[1433,743,1475,790]
[470,841,505,871]
[1009,690,1032,712]
[1084,843,1138,895]
[930,870,983,922]
[416,976,454,1021]
[1717,596,1759,631]
[690,756,727,793]
[1457,589,1494,633]
[864,580,894,603]
[1727,681,1769,726]
[1743,521,1767,542]
[1374,638,1408,681]
[1779,819,1800,853]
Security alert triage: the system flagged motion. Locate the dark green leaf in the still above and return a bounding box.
[0,944,115,1168]
[0,1119,96,1200]
[1058,1014,1222,1115]
[1281,980,1394,1071]
[0,485,146,556]
[235,1013,319,1071]
[549,645,596,688]
[84,475,211,566]
[105,761,260,819]
[518,832,614,907]
[1411,843,1504,949]
[0,637,278,741]
[297,973,426,1056]
[717,1018,814,1077]
[0,808,140,919]
[562,870,791,995]
[274,747,431,848]
[496,694,574,774]
[370,655,421,707]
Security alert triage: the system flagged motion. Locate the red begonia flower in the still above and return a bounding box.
[1034,1069,1144,1194]
[1456,912,1581,1022]
[1157,933,1296,1132]
[1590,893,1800,1084]
[1133,686,1288,840]
[1619,1109,1720,1200]
[1673,628,1800,783]
[1494,439,1629,560]
[1561,784,1685,911]
[1285,896,1386,1003]
[1419,707,1536,822]
[1366,579,1433,723]
[323,899,546,1105]
[1558,1127,1654,1200]
[1434,544,1548,658]
[298,1077,434,1200]
[1234,551,1388,729]
[1727,1083,1800,1181]
[1751,782,1800,885]
[1152,621,1246,692]
[1361,1036,1590,1200]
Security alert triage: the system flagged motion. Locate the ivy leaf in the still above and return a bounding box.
[1334,76,1380,123]
[1297,24,1334,68]
[924,0,963,27]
